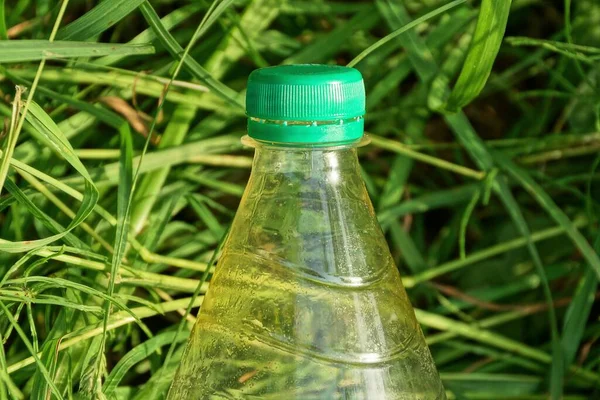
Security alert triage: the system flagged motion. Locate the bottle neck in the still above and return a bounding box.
[225,140,390,284]
[251,143,362,176]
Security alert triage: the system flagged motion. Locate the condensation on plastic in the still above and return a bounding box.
[168,139,446,400]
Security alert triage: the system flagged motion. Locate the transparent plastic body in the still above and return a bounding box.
[168,137,445,400]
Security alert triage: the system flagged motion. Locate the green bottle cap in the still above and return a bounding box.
[246,64,366,144]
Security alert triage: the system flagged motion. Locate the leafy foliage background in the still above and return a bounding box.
[0,0,599,399]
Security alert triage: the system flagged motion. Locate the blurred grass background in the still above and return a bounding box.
[0,0,599,399]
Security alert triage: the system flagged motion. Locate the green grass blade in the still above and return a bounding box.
[285,7,380,65]
[444,0,513,112]
[3,179,89,250]
[415,309,598,384]
[187,194,225,240]
[564,0,597,91]
[139,2,243,109]
[370,134,485,180]
[440,373,541,395]
[390,224,428,273]
[6,297,203,374]
[103,331,189,396]
[205,0,279,77]
[347,0,467,68]
[100,135,244,184]
[378,156,412,211]
[113,126,133,280]
[93,125,134,393]
[0,332,22,399]
[0,41,154,63]
[194,0,237,43]
[0,292,102,313]
[129,105,195,235]
[4,276,150,333]
[5,157,116,230]
[133,348,185,400]
[375,0,439,81]
[369,6,476,109]
[0,301,64,400]
[79,336,105,398]
[506,36,600,54]
[0,86,24,197]
[3,72,127,128]
[25,102,95,184]
[428,31,473,111]
[94,4,202,66]
[561,233,600,368]
[494,153,600,279]
[0,101,100,253]
[0,0,7,40]
[458,189,480,259]
[56,0,146,40]
[378,184,480,228]
[281,1,371,14]
[30,338,59,400]
[0,371,22,400]
[3,66,225,112]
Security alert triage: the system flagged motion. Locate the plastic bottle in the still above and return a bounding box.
[168,64,445,399]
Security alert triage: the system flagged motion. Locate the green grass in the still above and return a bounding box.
[0,0,599,399]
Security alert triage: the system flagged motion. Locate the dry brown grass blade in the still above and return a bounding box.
[98,96,160,145]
